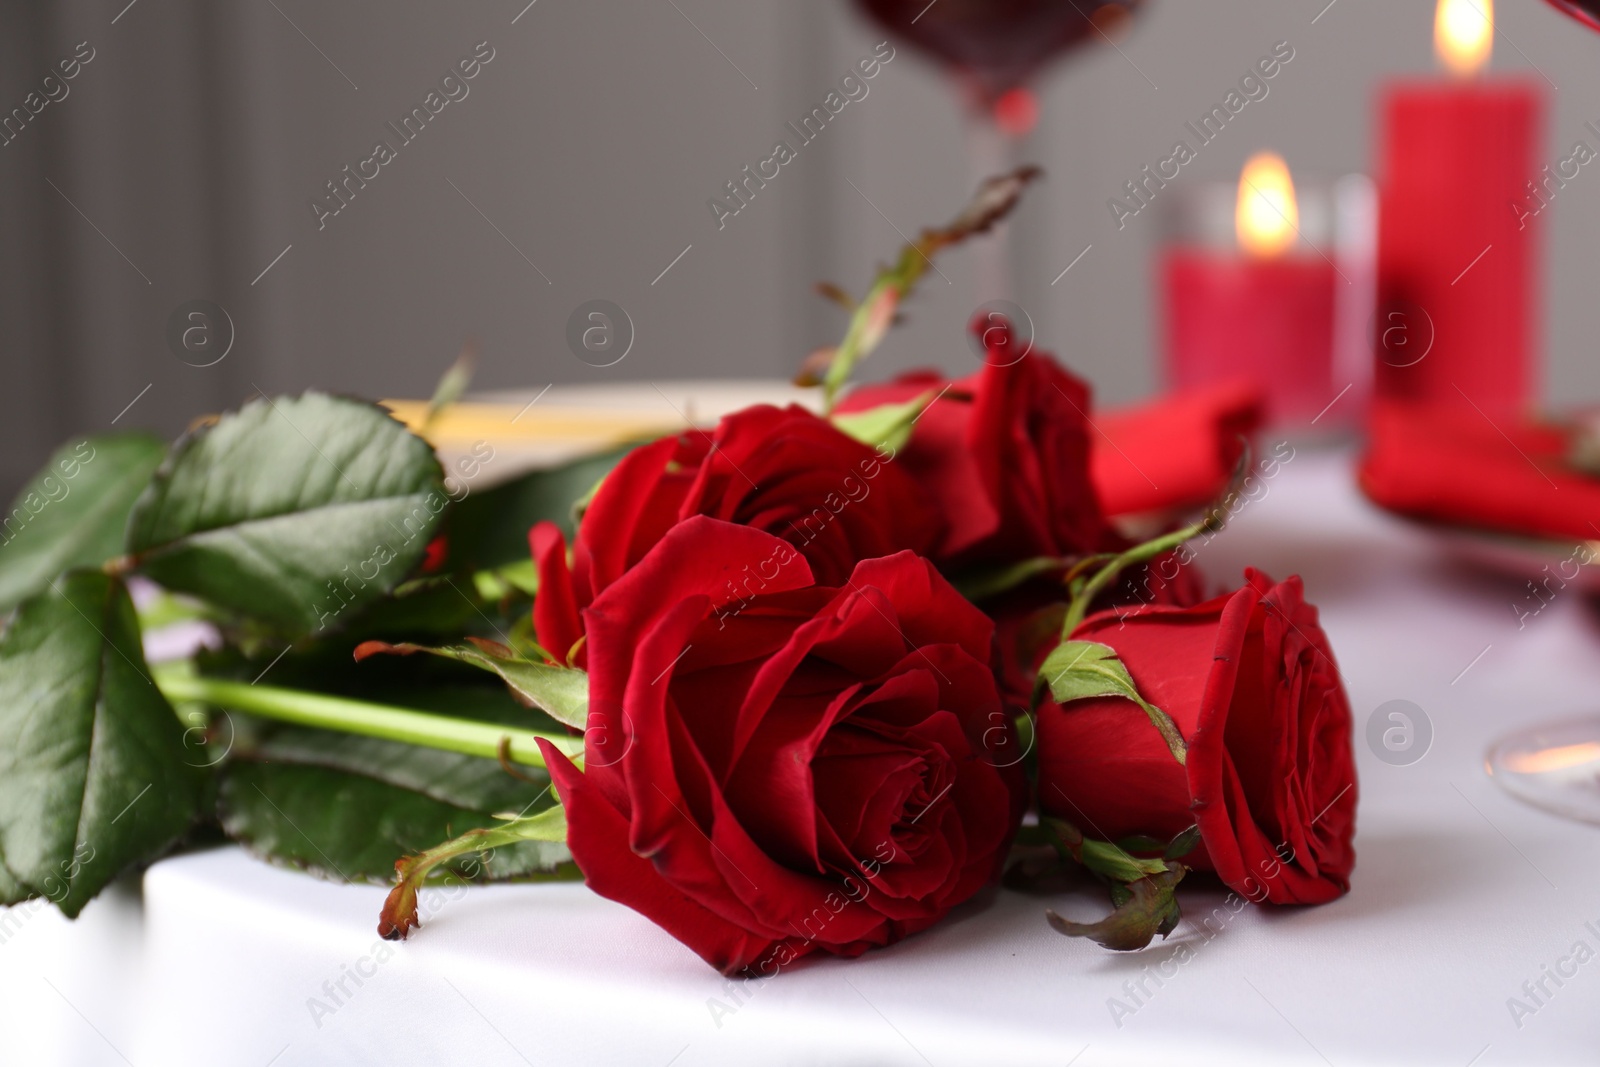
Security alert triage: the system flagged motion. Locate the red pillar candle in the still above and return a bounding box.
[1374,0,1542,416]
[1163,153,1336,425]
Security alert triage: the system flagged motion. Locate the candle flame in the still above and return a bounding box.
[1501,741,1600,775]
[1436,0,1493,78]
[1236,152,1298,259]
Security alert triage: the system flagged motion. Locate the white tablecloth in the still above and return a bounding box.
[7,448,1600,1066]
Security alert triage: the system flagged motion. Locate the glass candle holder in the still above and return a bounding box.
[1157,172,1375,430]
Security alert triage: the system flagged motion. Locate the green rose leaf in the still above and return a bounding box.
[0,433,166,614]
[218,728,569,885]
[0,570,206,916]
[354,637,588,729]
[124,392,446,636]
[1038,640,1188,765]
[0,859,29,907]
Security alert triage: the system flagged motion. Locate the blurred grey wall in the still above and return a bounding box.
[4,0,1600,501]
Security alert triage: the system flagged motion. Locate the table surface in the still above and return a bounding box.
[6,447,1600,1067]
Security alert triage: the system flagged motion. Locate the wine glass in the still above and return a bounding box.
[851,0,1146,297]
[853,0,1145,110]
[1544,0,1600,31]
[1483,1,1600,826]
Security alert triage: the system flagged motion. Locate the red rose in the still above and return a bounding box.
[835,315,1118,569]
[531,404,941,666]
[1036,570,1357,904]
[539,517,1025,975]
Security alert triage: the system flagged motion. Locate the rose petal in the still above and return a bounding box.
[529,522,582,666]
[540,740,781,975]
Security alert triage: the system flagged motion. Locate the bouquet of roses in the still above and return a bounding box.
[0,169,1355,975]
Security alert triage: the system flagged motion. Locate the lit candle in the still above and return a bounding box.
[1374,0,1542,416]
[1162,153,1337,425]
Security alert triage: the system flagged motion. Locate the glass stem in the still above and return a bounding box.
[966,111,1016,300]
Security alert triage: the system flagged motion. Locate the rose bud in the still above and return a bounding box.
[1037,569,1357,905]
[539,517,1025,976]
[834,314,1120,570]
[530,404,941,666]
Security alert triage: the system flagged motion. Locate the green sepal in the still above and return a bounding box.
[1037,640,1187,765]
[1164,824,1203,861]
[354,637,587,729]
[830,390,933,456]
[1046,817,1170,883]
[1047,864,1188,952]
[1042,818,1199,951]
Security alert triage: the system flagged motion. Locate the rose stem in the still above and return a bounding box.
[1062,517,1220,635]
[152,664,583,769]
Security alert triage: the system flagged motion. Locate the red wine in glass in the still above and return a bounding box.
[854,0,1146,107]
[1545,0,1600,30]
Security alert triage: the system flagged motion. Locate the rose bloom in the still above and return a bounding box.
[1037,569,1357,904]
[539,517,1025,975]
[531,404,940,666]
[835,315,1119,569]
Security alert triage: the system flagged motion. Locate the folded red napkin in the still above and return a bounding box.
[1359,398,1600,543]
[1090,381,1262,518]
